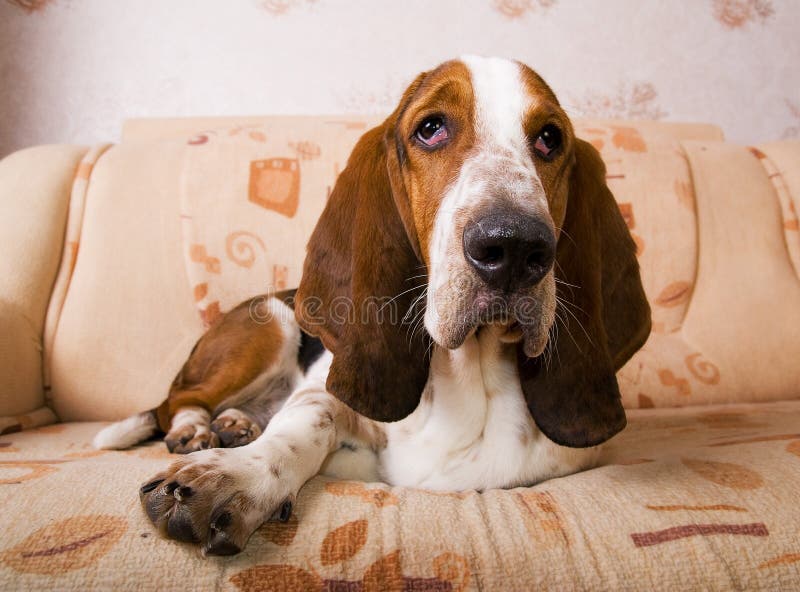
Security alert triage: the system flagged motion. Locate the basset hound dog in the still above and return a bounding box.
[94,55,651,556]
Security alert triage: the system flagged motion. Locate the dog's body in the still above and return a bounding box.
[94,56,650,555]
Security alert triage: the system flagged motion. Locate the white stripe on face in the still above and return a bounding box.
[461,55,531,155]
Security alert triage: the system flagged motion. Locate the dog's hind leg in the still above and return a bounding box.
[158,296,301,453]
[93,295,300,452]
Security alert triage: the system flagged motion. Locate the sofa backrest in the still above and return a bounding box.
[34,116,800,421]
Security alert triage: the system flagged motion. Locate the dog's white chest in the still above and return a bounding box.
[379,330,599,490]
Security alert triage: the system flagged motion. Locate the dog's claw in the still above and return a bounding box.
[174,485,193,501]
[204,528,241,556]
[278,500,293,522]
[139,478,163,496]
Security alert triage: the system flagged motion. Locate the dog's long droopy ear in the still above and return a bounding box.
[294,76,431,421]
[518,139,651,447]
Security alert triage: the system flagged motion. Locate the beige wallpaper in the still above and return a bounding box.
[1,0,798,158]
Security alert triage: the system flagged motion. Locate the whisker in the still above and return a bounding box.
[554,276,589,323]
[406,308,429,352]
[403,288,428,323]
[556,295,591,335]
[424,337,436,360]
[405,295,427,334]
[552,316,563,366]
[556,295,588,317]
[554,226,578,249]
[553,261,578,301]
[405,274,429,282]
[379,283,426,312]
[555,297,592,350]
[410,312,427,343]
[403,285,429,349]
[554,277,581,289]
[406,318,426,347]
[404,307,424,337]
[554,306,582,354]
[543,313,559,372]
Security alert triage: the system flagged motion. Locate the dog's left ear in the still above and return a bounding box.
[518,139,651,447]
[294,74,432,422]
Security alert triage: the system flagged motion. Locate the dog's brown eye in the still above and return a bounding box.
[415,116,448,147]
[533,124,562,160]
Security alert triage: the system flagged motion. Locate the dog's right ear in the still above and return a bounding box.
[295,74,432,422]
[518,139,651,448]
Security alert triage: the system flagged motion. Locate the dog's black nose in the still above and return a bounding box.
[463,213,556,291]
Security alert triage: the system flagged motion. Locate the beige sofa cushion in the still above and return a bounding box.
[0,144,89,418]
[1,400,799,589]
[48,141,208,422]
[679,141,800,402]
[618,140,800,408]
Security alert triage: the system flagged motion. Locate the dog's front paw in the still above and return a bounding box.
[211,408,263,448]
[139,448,294,555]
[164,423,220,454]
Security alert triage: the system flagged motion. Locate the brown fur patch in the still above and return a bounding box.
[156,297,286,431]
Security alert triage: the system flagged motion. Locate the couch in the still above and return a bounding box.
[1,115,799,591]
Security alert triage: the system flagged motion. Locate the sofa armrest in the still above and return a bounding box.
[0,144,89,418]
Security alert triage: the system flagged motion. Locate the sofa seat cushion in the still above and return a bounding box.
[1,400,799,590]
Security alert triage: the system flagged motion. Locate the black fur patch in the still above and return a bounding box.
[298,331,325,373]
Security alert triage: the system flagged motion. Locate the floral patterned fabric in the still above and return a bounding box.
[2,400,800,590]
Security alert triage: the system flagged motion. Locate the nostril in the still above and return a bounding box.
[483,245,504,264]
[525,243,553,269]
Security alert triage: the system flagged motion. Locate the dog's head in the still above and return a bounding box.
[295,56,651,447]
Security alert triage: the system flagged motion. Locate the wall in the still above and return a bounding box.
[1,0,798,157]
